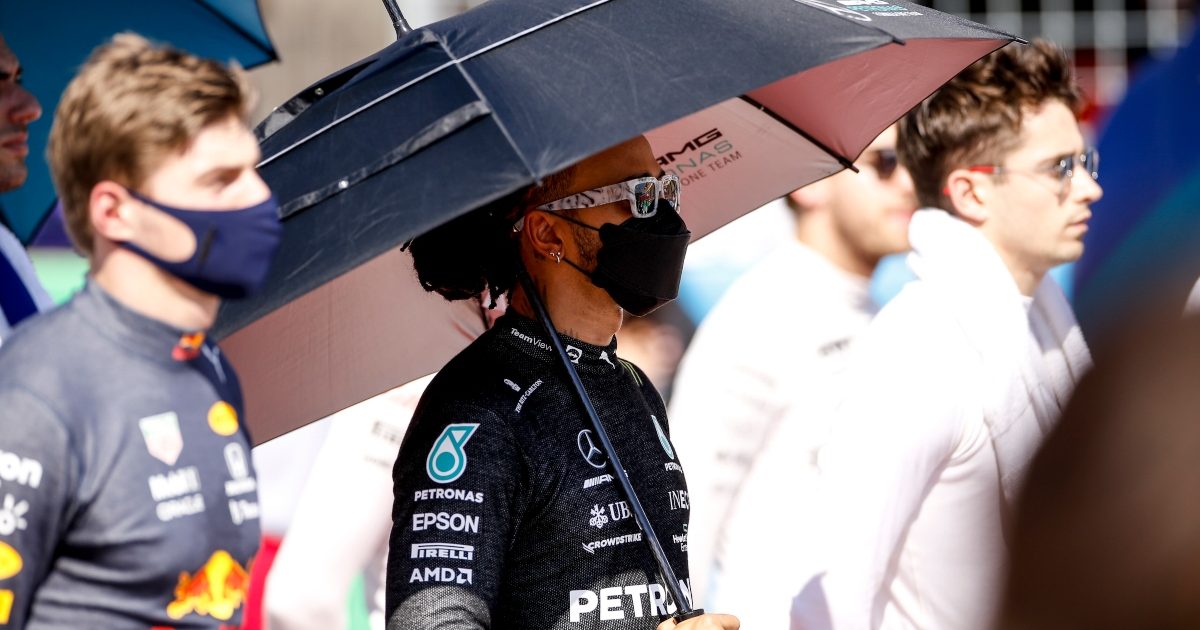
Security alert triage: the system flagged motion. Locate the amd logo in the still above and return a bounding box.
[656,129,724,166]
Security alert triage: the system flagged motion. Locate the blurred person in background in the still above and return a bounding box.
[0,33,54,343]
[0,34,280,627]
[266,376,433,630]
[794,40,1098,630]
[996,313,1200,630]
[669,124,916,608]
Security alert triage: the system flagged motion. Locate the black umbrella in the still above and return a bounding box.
[218,0,1014,441]
[215,0,1014,616]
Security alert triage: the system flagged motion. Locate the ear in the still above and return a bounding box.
[89,180,138,242]
[519,210,567,262]
[944,168,989,224]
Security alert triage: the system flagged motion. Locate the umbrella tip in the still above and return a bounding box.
[382,0,414,39]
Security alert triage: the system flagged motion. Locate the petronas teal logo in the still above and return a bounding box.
[651,415,675,460]
[426,424,480,484]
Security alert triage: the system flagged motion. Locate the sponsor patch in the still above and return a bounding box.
[673,524,689,552]
[166,550,250,621]
[565,345,582,364]
[413,488,484,503]
[514,380,543,413]
[208,402,239,437]
[426,424,480,484]
[583,474,614,490]
[411,542,474,561]
[0,589,11,623]
[577,430,607,469]
[651,415,675,460]
[139,412,184,466]
[0,495,29,536]
[589,501,631,530]
[0,542,21,580]
[412,512,480,533]
[582,532,642,554]
[0,450,42,490]
[149,467,205,522]
[223,444,257,498]
[569,579,692,622]
[409,567,473,585]
[668,490,689,511]
[664,462,683,473]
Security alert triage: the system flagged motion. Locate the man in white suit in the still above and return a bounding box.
[794,40,1100,630]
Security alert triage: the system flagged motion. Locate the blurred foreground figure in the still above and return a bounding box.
[794,40,1100,630]
[669,124,915,615]
[266,376,431,630]
[0,35,280,627]
[998,315,1200,630]
[0,33,54,341]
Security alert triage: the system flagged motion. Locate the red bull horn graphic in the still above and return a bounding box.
[165,550,250,621]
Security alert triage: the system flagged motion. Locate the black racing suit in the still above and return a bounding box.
[386,313,693,629]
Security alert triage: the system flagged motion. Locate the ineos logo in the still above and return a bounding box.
[577,430,607,469]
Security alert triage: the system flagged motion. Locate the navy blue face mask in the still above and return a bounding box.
[122,189,283,299]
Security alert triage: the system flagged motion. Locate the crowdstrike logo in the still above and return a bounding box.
[582,532,642,554]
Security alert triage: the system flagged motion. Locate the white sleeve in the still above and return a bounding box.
[265,377,429,630]
[0,224,54,311]
[795,343,965,630]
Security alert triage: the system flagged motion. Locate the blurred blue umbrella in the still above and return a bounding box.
[1072,25,1200,343]
[0,0,277,244]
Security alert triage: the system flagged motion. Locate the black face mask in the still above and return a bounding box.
[558,199,691,316]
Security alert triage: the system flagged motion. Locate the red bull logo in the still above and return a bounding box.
[165,550,250,621]
[172,332,206,362]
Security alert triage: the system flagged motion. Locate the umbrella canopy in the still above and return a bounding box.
[215,0,1015,444]
[0,0,277,244]
[1072,26,1200,344]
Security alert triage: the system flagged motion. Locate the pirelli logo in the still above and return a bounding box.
[411,542,475,561]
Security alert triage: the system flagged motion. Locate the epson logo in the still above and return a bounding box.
[656,129,724,166]
[409,567,473,585]
[412,512,480,533]
[411,542,475,561]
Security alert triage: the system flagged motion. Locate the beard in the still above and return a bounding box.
[569,219,602,270]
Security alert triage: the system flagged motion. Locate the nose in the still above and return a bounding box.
[7,83,41,126]
[1071,168,1102,204]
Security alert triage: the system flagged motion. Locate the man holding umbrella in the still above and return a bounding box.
[0,35,280,627]
[386,136,738,629]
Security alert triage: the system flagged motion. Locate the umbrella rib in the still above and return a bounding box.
[739,95,857,172]
[259,0,616,168]
[191,0,278,63]
[442,43,539,184]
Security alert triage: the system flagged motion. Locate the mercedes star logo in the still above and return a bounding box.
[577,429,607,469]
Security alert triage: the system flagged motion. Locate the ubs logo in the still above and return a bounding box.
[577,430,607,469]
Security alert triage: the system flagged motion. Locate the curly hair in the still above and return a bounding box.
[411,168,575,306]
[897,39,1082,210]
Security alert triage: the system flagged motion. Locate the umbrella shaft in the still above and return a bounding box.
[381,0,413,38]
[517,270,696,617]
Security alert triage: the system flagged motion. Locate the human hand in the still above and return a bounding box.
[656,613,740,629]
